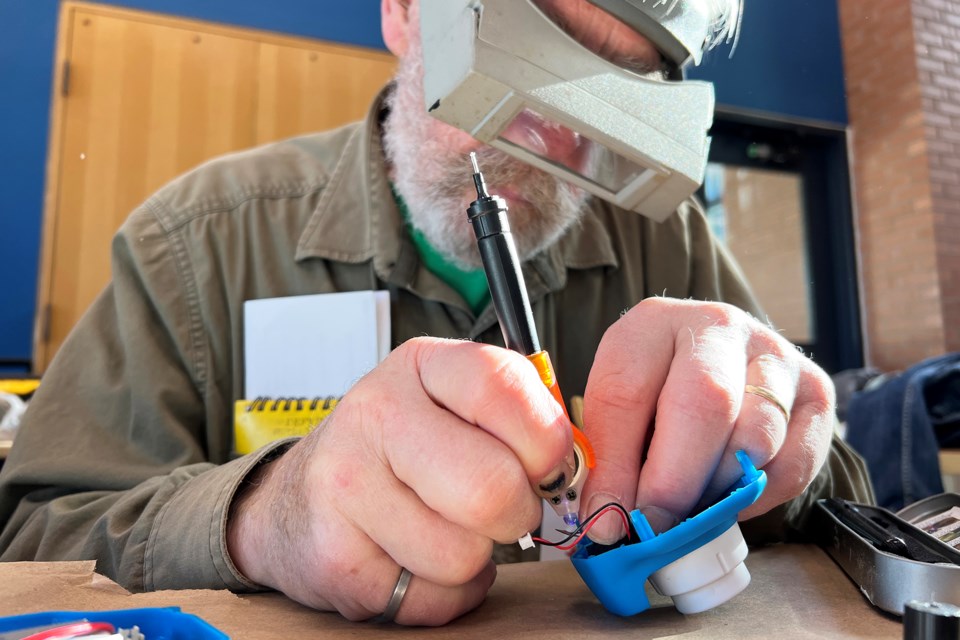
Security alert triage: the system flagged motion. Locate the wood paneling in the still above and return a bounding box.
[35,2,396,370]
[257,41,396,144]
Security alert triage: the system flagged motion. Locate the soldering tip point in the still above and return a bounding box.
[470,152,480,174]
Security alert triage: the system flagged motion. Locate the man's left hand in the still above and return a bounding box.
[579,297,835,540]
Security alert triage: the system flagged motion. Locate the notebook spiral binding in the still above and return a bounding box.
[234,396,341,455]
[244,396,340,412]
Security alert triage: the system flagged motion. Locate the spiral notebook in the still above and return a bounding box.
[237,291,390,453]
[234,396,340,454]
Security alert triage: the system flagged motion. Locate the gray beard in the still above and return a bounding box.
[382,46,589,270]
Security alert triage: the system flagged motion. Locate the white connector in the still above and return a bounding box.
[518,532,535,550]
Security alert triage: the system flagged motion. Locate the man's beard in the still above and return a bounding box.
[382,45,590,270]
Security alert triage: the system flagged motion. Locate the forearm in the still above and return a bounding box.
[226,438,300,590]
[0,441,292,592]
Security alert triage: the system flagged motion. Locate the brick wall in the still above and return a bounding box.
[839,0,949,370]
[914,0,960,356]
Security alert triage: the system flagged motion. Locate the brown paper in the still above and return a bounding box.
[0,545,901,638]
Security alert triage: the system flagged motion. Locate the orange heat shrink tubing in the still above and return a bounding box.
[526,350,596,470]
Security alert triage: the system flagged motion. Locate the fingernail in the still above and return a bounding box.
[536,455,576,496]
[639,505,680,535]
[583,492,625,544]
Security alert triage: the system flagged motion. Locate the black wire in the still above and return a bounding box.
[536,501,633,547]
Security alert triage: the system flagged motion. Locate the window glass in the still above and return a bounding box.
[702,163,814,344]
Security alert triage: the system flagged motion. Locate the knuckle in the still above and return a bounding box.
[341,611,367,622]
[397,335,455,376]
[645,470,687,499]
[604,297,666,345]
[458,457,528,530]
[476,350,534,400]
[402,577,490,628]
[338,593,379,622]
[776,473,811,505]
[640,468,693,512]
[696,301,743,330]
[664,372,740,425]
[748,416,785,464]
[318,549,367,600]
[630,295,673,318]
[777,445,819,498]
[808,393,835,423]
[752,337,793,365]
[391,336,426,368]
[500,497,544,543]
[802,364,837,415]
[588,373,650,414]
[436,537,494,586]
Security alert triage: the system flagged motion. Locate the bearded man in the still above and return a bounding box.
[0,0,872,626]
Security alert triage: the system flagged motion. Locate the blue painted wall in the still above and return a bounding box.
[1,3,59,367]
[1,0,847,366]
[688,0,849,126]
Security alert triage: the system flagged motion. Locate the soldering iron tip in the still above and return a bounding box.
[469,152,489,199]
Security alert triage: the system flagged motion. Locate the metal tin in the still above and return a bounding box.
[814,499,960,615]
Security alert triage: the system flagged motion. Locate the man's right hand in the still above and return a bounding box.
[226,337,574,626]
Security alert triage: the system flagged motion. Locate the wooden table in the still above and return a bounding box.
[0,545,902,639]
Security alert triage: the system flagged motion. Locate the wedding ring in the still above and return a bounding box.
[376,567,412,623]
[744,384,791,424]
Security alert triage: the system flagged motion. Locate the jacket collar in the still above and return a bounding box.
[295,87,619,310]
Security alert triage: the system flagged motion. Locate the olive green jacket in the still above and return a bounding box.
[0,95,873,592]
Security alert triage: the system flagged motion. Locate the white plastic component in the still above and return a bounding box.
[649,523,751,614]
[518,532,535,550]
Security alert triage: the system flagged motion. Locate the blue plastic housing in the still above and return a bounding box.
[0,606,228,639]
[570,451,767,616]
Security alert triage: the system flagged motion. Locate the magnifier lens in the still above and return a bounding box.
[499,107,651,193]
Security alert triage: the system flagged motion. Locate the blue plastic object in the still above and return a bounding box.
[0,606,228,639]
[570,451,767,616]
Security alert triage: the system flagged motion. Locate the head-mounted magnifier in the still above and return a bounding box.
[420,0,740,221]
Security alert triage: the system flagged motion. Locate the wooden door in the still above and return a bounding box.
[35,3,396,371]
[257,41,397,144]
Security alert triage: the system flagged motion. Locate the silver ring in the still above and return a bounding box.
[376,567,412,623]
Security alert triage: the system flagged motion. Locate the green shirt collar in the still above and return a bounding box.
[392,187,491,316]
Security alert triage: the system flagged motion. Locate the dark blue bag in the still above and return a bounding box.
[846,353,960,510]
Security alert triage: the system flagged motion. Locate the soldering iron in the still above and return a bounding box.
[466,153,595,528]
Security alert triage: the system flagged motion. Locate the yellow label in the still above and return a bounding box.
[234,398,338,455]
[0,379,41,397]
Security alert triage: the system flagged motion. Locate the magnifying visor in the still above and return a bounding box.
[420,0,737,221]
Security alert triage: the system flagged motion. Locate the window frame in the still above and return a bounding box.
[702,110,863,374]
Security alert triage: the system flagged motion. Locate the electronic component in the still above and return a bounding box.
[533,502,633,551]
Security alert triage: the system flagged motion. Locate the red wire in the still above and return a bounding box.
[532,505,631,550]
[22,621,115,640]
